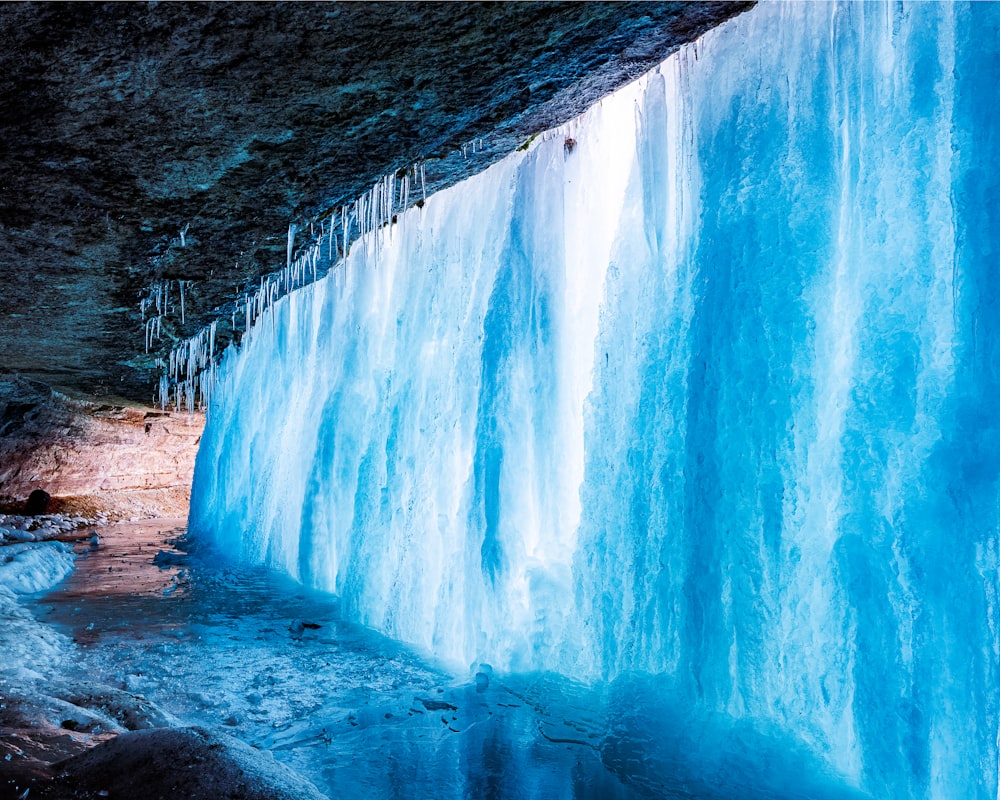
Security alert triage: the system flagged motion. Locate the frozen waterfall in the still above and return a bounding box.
[190,3,1000,798]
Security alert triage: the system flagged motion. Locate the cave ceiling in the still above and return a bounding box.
[0,1,751,403]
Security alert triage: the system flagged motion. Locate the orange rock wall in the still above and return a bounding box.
[0,376,204,510]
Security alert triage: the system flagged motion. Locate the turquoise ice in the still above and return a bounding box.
[191,3,1000,797]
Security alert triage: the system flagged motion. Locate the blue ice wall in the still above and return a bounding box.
[191,3,1000,797]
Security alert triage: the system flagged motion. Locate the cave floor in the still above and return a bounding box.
[28,521,639,800]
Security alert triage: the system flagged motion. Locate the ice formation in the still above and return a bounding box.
[1,542,75,596]
[191,3,1000,798]
[144,161,431,411]
[0,542,75,679]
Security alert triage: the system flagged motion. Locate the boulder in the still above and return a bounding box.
[49,726,329,800]
[24,489,51,515]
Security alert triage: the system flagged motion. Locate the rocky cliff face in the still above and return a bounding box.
[0,374,202,514]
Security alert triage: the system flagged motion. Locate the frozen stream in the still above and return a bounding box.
[28,521,642,800]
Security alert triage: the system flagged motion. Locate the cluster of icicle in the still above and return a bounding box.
[236,162,426,341]
[461,138,485,159]
[140,278,190,353]
[150,162,429,412]
[158,321,217,412]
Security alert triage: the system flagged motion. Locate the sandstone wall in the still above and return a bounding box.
[0,374,203,516]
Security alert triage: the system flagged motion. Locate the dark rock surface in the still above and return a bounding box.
[38,726,330,800]
[0,2,752,403]
[24,489,51,516]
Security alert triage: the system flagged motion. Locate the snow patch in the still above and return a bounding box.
[1,541,75,595]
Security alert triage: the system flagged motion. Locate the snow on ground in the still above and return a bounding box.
[0,542,75,680]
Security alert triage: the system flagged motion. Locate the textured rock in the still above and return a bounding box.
[0,373,202,512]
[0,2,752,402]
[44,726,329,800]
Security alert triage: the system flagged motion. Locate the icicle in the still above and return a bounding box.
[342,205,349,264]
[388,173,395,222]
[179,280,186,324]
[286,223,297,271]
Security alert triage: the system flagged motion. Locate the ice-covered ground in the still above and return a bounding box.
[0,511,110,686]
[0,541,75,681]
[29,523,637,799]
[6,522,870,799]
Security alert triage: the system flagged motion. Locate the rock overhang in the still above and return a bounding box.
[0,1,753,403]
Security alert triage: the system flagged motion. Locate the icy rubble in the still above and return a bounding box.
[0,511,107,545]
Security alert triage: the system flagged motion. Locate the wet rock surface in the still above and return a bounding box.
[0,2,751,402]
